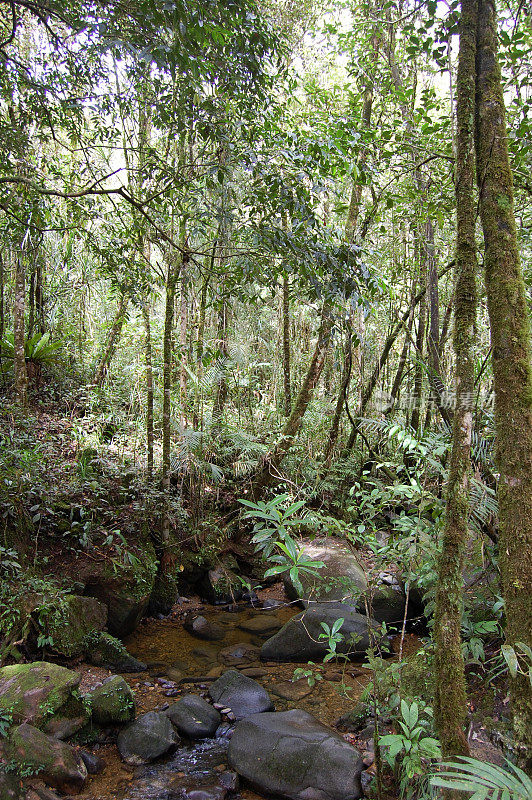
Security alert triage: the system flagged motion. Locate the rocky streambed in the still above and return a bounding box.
[1,540,418,800]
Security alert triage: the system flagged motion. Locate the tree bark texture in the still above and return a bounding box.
[434,0,478,761]
[475,0,532,768]
[93,292,128,387]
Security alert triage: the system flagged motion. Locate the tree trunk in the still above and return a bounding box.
[14,254,28,406]
[162,248,180,533]
[179,263,188,428]
[324,322,353,465]
[434,0,478,761]
[252,310,333,494]
[411,237,428,434]
[282,273,292,417]
[93,292,128,386]
[475,0,532,768]
[142,298,154,480]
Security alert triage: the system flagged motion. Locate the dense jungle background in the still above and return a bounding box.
[0,1,531,799]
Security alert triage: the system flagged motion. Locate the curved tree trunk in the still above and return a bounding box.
[14,254,27,406]
[475,0,532,768]
[434,0,478,761]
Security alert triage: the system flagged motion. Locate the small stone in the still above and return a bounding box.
[80,750,106,775]
[219,770,240,792]
[165,689,181,697]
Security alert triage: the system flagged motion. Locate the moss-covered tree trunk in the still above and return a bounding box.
[433,0,478,761]
[475,0,532,769]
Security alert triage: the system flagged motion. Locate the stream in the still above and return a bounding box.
[83,598,382,800]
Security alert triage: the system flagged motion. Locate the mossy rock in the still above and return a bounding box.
[6,723,88,794]
[44,595,107,658]
[86,676,135,725]
[0,662,82,730]
[80,541,158,636]
[87,632,146,673]
[148,572,178,616]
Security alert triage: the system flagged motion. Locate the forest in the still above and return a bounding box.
[0,0,531,799]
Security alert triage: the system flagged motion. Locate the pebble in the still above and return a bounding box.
[165,689,180,697]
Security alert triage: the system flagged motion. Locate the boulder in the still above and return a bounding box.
[237,615,282,637]
[209,670,273,720]
[217,643,261,667]
[200,565,243,604]
[6,724,87,794]
[0,662,86,737]
[86,675,135,725]
[260,603,379,662]
[79,750,106,774]
[78,543,157,636]
[283,539,406,625]
[184,614,225,642]
[117,711,179,765]
[87,632,147,673]
[228,709,363,800]
[283,539,367,604]
[44,596,107,658]
[165,694,221,739]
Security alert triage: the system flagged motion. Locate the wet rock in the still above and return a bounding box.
[182,786,228,800]
[336,702,370,733]
[79,750,106,774]
[219,771,239,792]
[0,662,86,738]
[165,694,221,739]
[87,675,136,725]
[88,632,147,673]
[228,709,364,800]
[166,667,185,683]
[260,603,380,662]
[360,770,375,797]
[209,670,273,720]
[184,614,225,642]
[117,711,179,765]
[237,615,282,636]
[6,723,88,794]
[217,643,261,667]
[261,599,285,610]
[240,668,268,679]
[270,679,313,702]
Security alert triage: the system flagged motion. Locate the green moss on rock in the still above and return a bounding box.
[86,676,135,725]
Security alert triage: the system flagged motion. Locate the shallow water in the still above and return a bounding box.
[90,601,378,800]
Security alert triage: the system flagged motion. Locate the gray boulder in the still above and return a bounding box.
[117,711,179,765]
[283,539,406,625]
[283,538,367,603]
[228,709,363,800]
[88,632,147,673]
[184,614,225,641]
[209,670,273,720]
[166,694,221,739]
[260,603,379,662]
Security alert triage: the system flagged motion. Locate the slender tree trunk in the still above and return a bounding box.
[179,264,188,428]
[28,268,35,338]
[411,238,427,434]
[434,0,478,761]
[93,292,128,386]
[142,298,154,480]
[475,0,532,768]
[194,267,210,430]
[282,273,292,416]
[162,248,180,524]
[14,254,27,406]
[252,310,333,493]
[0,253,5,342]
[212,299,229,429]
[324,322,353,465]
